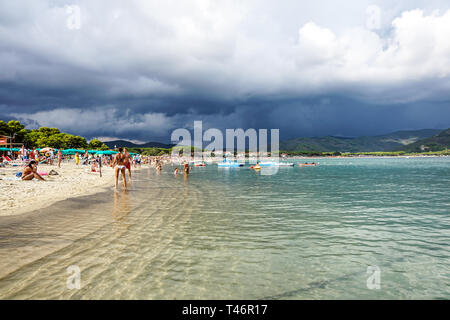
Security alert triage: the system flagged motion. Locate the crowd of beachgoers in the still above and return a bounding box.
[0,146,173,216]
[0,145,327,216]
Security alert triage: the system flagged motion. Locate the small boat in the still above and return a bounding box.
[277,162,294,167]
[217,159,244,167]
[298,162,318,167]
[258,162,277,167]
[193,161,206,167]
[258,162,294,167]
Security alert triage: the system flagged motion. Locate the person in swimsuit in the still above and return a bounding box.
[123,148,132,180]
[112,147,127,189]
[57,149,62,168]
[22,160,45,181]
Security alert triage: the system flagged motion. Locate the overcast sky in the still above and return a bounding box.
[1,0,450,142]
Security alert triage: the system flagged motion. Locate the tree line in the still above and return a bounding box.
[0,120,108,150]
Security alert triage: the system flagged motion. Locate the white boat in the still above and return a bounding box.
[217,159,244,167]
[277,162,294,167]
[258,162,294,167]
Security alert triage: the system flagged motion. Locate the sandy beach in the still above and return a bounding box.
[0,161,125,216]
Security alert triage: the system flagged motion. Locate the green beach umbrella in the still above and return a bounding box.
[94,150,117,155]
[0,147,20,151]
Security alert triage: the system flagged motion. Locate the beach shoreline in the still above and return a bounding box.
[0,161,140,217]
[1,155,446,217]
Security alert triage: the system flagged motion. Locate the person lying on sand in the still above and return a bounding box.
[22,160,45,181]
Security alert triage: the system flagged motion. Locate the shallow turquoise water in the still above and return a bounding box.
[0,157,449,299]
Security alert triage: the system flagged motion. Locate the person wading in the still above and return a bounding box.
[123,148,132,180]
[112,147,127,190]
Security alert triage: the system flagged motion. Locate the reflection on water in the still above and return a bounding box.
[0,158,449,299]
[112,191,131,236]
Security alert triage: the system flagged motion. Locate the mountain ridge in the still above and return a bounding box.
[103,140,174,149]
[102,128,448,152]
[280,129,444,152]
[398,128,450,152]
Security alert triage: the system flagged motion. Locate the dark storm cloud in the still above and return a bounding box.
[1,0,450,142]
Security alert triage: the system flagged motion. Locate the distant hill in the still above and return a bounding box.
[280,129,443,152]
[103,140,174,149]
[398,128,450,152]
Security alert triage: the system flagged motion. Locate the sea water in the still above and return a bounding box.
[0,157,448,299]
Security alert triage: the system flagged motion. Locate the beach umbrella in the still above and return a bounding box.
[61,149,80,155]
[95,150,117,155]
[40,147,54,153]
[63,149,85,154]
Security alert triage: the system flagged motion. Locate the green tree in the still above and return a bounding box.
[39,127,61,137]
[24,130,42,147]
[7,120,25,134]
[0,120,28,143]
[0,121,10,136]
[45,133,68,149]
[63,134,88,149]
[88,138,109,150]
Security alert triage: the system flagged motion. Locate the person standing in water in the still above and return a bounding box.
[57,149,62,168]
[123,148,132,180]
[112,147,127,189]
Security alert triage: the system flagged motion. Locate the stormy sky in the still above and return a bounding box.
[1,0,450,143]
